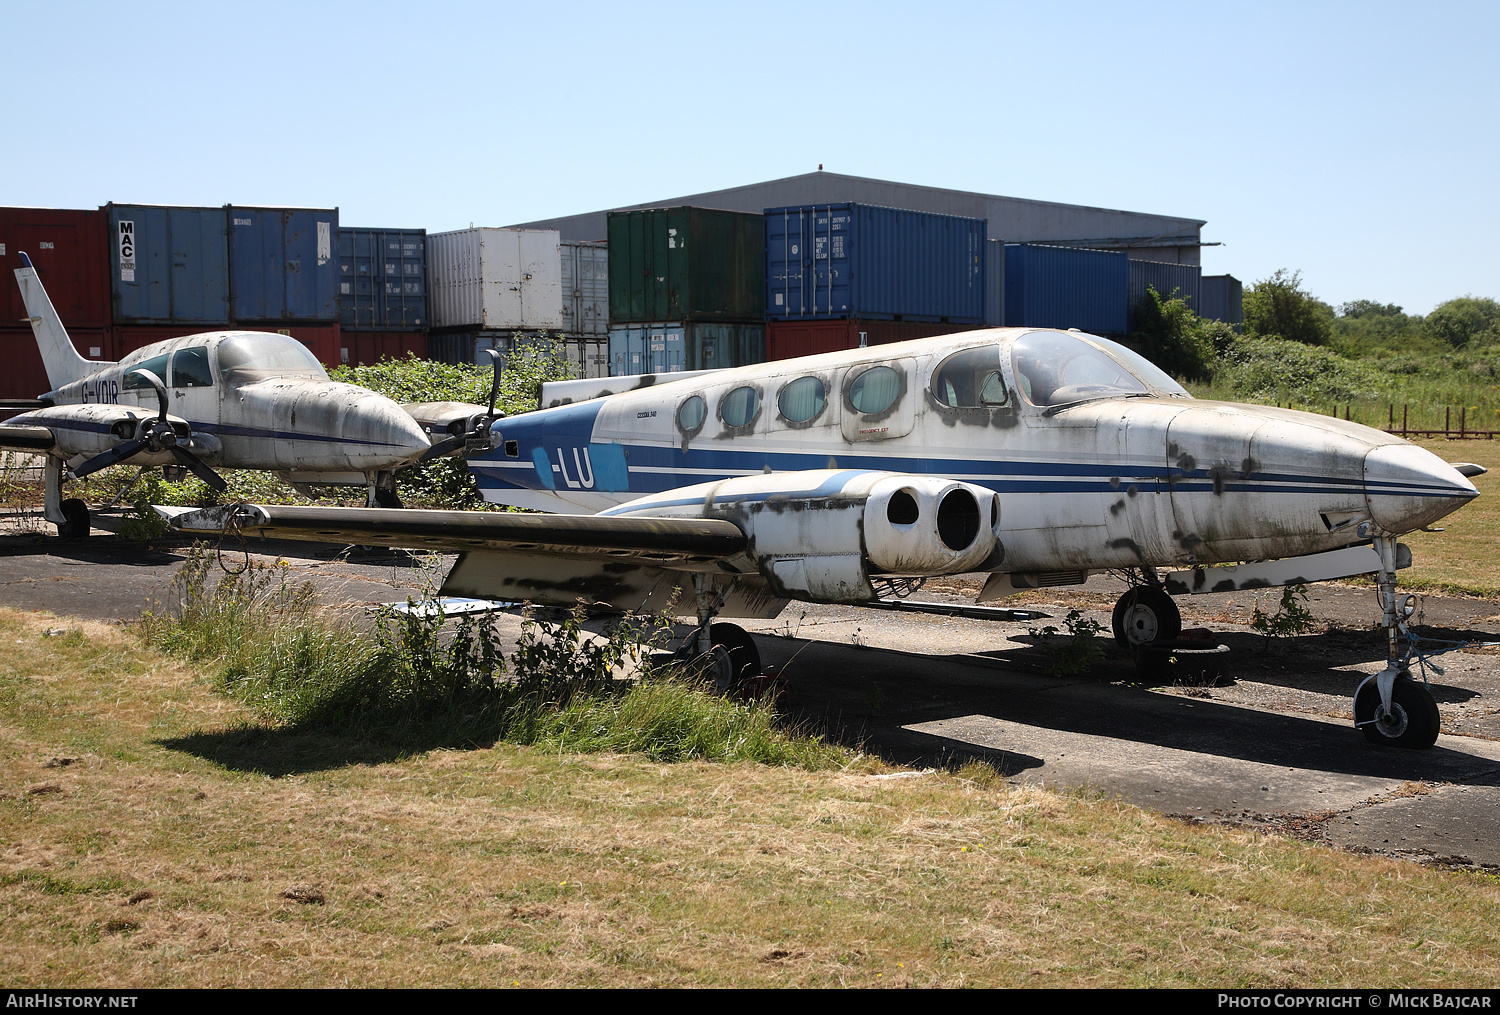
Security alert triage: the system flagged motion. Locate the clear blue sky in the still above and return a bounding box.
[5,0,1495,315]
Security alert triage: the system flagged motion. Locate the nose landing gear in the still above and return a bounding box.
[1357,535,1441,749]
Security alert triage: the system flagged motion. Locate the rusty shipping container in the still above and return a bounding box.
[766,319,976,361]
[107,204,231,326]
[227,206,340,323]
[0,207,111,329]
[338,330,429,367]
[0,326,114,402]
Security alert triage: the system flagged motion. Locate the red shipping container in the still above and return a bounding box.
[114,323,343,369]
[0,325,114,401]
[0,208,111,329]
[766,319,978,361]
[339,331,429,367]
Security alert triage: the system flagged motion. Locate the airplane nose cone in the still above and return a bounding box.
[362,396,432,463]
[1364,443,1479,533]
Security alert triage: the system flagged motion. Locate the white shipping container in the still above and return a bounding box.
[427,228,564,330]
[559,240,608,338]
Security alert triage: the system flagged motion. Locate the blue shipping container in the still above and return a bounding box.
[1127,260,1202,330]
[765,203,985,323]
[1200,274,1244,332]
[106,204,230,325]
[609,324,687,376]
[985,237,1005,326]
[337,228,427,331]
[228,206,339,322]
[1004,244,1128,335]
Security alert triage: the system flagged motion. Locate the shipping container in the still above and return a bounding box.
[227,206,340,322]
[985,237,1005,327]
[608,322,765,376]
[560,240,608,338]
[0,326,113,402]
[0,208,111,328]
[1200,274,1244,332]
[765,203,985,323]
[1127,259,1202,330]
[339,331,429,367]
[608,208,763,324]
[337,228,427,331]
[766,319,975,361]
[113,323,342,369]
[1004,244,1127,335]
[106,204,230,325]
[428,228,563,330]
[563,336,608,379]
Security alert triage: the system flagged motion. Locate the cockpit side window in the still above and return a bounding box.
[215,334,330,384]
[931,345,1010,408]
[122,353,170,390]
[170,347,213,387]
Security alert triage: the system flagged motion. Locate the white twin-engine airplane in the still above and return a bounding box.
[170,320,1483,749]
[0,254,493,535]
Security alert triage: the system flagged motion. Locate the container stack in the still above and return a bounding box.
[1003,243,1128,335]
[426,228,564,369]
[0,207,112,404]
[103,204,345,367]
[337,227,429,366]
[764,203,987,360]
[606,208,765,376]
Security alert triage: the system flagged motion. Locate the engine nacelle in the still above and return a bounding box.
[612,469,1001,603]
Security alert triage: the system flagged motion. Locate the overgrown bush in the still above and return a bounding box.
[1243,269,1335,346]
[1131,286,1216,381]
[138,546,845,767]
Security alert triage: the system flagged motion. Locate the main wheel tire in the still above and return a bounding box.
[373,488,403,509]
[708,623,760,690]
[1355,672,1440,749]
[1112,587,1182,648]
[58,499,90,540]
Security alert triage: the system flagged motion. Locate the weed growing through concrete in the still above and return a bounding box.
[1250,584,1318,650]
[1027,609,1107,677]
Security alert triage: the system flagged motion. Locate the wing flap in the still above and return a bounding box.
[168,504,746,565]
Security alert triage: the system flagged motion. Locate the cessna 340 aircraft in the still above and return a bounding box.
[169,323,1482,749]
[0,254,492,535]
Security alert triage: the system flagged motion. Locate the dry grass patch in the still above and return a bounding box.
[3,606,1500,987]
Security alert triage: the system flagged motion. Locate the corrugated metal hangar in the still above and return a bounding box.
[511,170,1208,266]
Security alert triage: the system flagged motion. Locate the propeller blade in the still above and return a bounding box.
[129,368,169,421]
[167,446,228,492]
[70,436,151,479]
[481,347,503,417]
[418,434,467,462]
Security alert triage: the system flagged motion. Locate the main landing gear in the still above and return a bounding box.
[1111,584,1181,648]
[681,574,761,691]
[42,457,90,539]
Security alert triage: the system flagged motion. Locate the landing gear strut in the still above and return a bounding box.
[1355,535,1440,749]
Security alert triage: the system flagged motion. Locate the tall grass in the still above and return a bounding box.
[137,546,847,768]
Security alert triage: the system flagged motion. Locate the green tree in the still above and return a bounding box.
[1131,286,1215,381]
[1425,296,1500,348]
[1243,269,1334,346]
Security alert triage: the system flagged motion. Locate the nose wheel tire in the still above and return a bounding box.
[1112,587,1181,648]
[1355,672,1440,749]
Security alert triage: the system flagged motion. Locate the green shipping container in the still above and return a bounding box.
[608,207,764,324]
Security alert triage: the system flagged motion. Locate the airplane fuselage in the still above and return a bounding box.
[15,331,430,479]
[467,328,1476,576]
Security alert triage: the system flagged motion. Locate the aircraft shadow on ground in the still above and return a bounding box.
[0,535,186,567]
[760,635,1500,785]
[157,726,500,778]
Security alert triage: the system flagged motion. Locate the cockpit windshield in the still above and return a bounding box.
[215,334,329,385]
[1011,331,1189,407]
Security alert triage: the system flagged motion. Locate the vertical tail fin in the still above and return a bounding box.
[14,252,101,391]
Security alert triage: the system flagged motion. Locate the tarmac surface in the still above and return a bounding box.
[3,518,1500,871]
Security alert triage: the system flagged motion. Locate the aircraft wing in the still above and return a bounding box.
[166,503,771,616]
